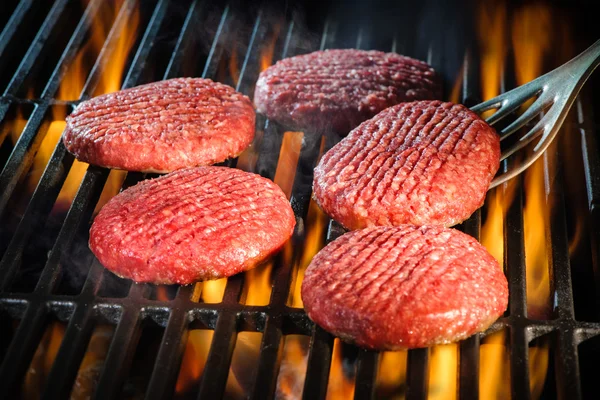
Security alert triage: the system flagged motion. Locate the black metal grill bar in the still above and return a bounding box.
[163,0,202,80]
[302,325,334,400]
[406,348,429,400]
[41,302,96,399]
[0,2,599,399]
[504,177,532,398]
[197,311,238,398]
[201,5,231,79]
[0,0,103,217]
[34,166,109,294]
[0,0,34,58]
[458,335,480,399]
[545,146,581,398]
[354,349,379,400]
[94,307,142,399]
[122,0,169,88]
[0,141,74,290]
[0,301,48,396]
[1,0,69,98]
[457,44,482,400]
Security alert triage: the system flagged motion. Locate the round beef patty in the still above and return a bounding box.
[89,167,295,284]
[254,49,441,133]
[301,225,508,350]
[313,101,500,229]
[64,78,255,173]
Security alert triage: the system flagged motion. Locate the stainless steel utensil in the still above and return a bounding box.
[471,38,600,188]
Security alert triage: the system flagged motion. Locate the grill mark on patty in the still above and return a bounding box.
[301,225,508,349]
[313,101,500,228]
[65,78,255,172]
[255,49,441,133]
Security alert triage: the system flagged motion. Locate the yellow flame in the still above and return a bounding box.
[428,344,458,399]
[10,1,138,210]
[512,2,553,320]
[477,1,506,108]
[243,261,273,306]
[375,351,407,398]
[199,278,227,303]
[479,330,511,399]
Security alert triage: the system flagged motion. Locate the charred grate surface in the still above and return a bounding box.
[0,1,599,399]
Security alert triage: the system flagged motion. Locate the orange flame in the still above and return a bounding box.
[71,325,115,399]
[289,137,328,308]
[175,330,214,394]
[156,286,170,301]
[512,5,556,396]
[289,198,329,308]
[29,0,139,212]
[241,131,303,306]
[22,321,66,399]
[276,335,310,398]
[326,339,355,399]
[260,24,281,72]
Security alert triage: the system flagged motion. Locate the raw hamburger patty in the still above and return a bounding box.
[301,225,508,350]
[89,167,295,284]
[313,101,500,229]
[63,78,255,173]
[254,49,442,133]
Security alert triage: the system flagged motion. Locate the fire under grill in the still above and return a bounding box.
[1,0,600,399]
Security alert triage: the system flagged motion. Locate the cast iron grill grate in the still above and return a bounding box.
[0,0,599,399]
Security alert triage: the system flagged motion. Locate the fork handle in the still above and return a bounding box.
[562,38,600,87]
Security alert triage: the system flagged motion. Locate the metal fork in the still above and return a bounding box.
[471,38,600,189]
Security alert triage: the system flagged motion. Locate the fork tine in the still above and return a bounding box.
[470,97,503,113]
[484,88,542,127]
[490,151,538,189]
[500,124,544,161]
[499,97,553,141]
[493,106,562,188]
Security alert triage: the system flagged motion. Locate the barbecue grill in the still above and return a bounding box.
[1,0,600,398]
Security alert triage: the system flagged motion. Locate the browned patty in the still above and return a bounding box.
[254,49,442,133]
[301,225,508,350]
[89,167,295,284]
[313,101,500,229]
[63,78,255,173]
